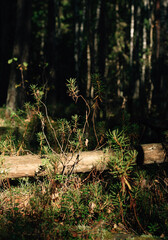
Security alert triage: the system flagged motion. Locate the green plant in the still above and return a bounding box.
[1,77,168,238]
[8,57,28,89]
[29,79,104,187]
[66,78,90,136]
[0,135,17,155]
[29,84,88,188]
[0,106,40,155]
[66,77,105,148]
[131,167,168,236]
[91,74,105,146]
[107,129,137,193]
[106,129,149,232]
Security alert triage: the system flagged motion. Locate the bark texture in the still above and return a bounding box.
[6,0,32,114]
[0,143,167,179]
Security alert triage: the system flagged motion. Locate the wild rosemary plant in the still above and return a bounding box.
[107,129,137,193]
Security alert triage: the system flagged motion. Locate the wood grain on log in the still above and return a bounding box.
[0,143,167,179]
[141,143,167,164]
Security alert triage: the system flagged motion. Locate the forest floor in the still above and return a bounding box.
[0,110,168,239]
[0,185,164,240]
[0,164,167,240]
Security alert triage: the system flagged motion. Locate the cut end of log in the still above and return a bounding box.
[137,143,167,165]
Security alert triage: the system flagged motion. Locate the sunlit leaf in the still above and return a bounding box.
[8,59,13,64]
[23,62,28,67]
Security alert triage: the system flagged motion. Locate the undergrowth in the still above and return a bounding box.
[0,78,168,239]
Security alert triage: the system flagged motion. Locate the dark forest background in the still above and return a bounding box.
[0,0,168,143]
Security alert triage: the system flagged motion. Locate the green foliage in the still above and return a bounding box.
[92,73,104,104]
[0,109,28,155]
[8,57,18,64]
[107,129,137,186]
[8,57,28,71]
[1,82,168,239]
[30,84,44,102]
[66,78,79,101]
[66,76,106,148]
[0,135,17,155]
[130,167,168,236]
[1,164,167,239]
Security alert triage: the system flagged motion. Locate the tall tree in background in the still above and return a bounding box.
[151,0,168,118]
[140,0,148,116]
[147,1,154,112]
[86,0,93,100]
[45,0,57,105]
[128,0,136,116]
[98,0,106,77]
[0,2,16,106]
[6,0,32,114]
[160,0,168,119]
[152,0,161,114]
[74,0,81,76]
[0,0,168,126]
[129,1,134,67]
[85,0,103,101]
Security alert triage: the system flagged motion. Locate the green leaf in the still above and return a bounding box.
[23,62,28,67]
[13,57,18,61]
[8,59,13,64]
[13,207,19,211]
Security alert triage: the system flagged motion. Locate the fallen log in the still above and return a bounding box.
[0,143,167,179]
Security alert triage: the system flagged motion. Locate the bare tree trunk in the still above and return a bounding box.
[55,0,61,37]
[156,0,160,60]
[98,0,106,77]
[147,2,154,112]
[160,0,168,119]
[74,0,80,75]
[152,0,161,111]
[115,3,122,98]
[130,3,134,66]
[86,44,92,99]
[85,0,102,100]
[6,0,32,115]
[139,0,149,117]
[141,0,148,89]
[94,0,101,73]
[128,1,139,116]
[132,5,141,102]
[85,0,93,100]
[0,2,16,106]
[45,0,57,106]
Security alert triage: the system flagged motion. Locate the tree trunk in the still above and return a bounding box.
[156,0,160,60]
[130,2,134,66]
[6,0,32,115]
[86,0,101,100]
[133,5,141,101]
[152,0,161,110]
[147,2,154,112]
[140,0,148,116]
[86,44,92,99]
[158,0,168,119]
[98,0,106,77]
[85,0,92,100]
[128,2,139,116]
[115,3,120,98]
[0,2,16,106]
[45,0,57,106]
[74,0,79,74]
